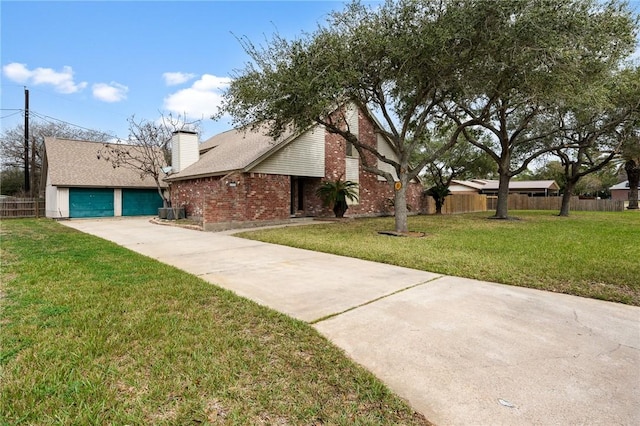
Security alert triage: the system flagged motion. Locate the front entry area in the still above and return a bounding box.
[290,177,305,216]
[290,176,323,217]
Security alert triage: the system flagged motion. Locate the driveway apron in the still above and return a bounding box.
[62,217,640,426]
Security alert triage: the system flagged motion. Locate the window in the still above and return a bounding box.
[346,140,353,157]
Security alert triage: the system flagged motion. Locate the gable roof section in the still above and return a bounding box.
[480,180,559,191]
[165,103,419,182]
[610,180,639,190]
[44,137,166,188]
[450,179,486,190]
[166,122,299,181]
[450,179,559,191]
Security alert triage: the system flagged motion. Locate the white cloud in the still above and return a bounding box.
[3,63,31,82]
[163,71,196,86]
[2,62,87,94]
[163,74,232,119]
[192,74,232,91]
[92,82,129,102]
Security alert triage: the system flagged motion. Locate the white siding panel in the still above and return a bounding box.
[45,185,59,218]
[345,157,359,182]
[345,157,360,205]
[377,134,399,181]
[45,186,69,218]
[251,127,325,177]
[114,189,122,216]
[58,188,69,218]
[171,131,199,173]
[346,104,359,137]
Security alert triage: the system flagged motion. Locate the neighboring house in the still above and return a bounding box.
[448,179,486,195]
[450,179,560,196]
[610,181,638,201]
[166,106,424,231]
[42,137,166,218]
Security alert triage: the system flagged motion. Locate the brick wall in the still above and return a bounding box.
[611,189,629,201]
[172,172,291,223]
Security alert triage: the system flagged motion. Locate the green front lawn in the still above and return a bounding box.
[0,219,429,425]
[238,211,640,306]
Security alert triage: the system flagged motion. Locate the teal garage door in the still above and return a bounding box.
[69,188,114,218]
[122,188,163,216]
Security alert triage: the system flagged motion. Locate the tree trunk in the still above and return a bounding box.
[394,180,409,233]
[435,197,443,215]
[626,159,639,210]
[558,180,577,217]
[493,172,511,219]
[158,181,169,208]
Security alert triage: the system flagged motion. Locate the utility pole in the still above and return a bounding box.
[24,87,30,195]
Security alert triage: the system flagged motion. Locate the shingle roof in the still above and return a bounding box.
[451,179,559,191]
[450,179,485,190]
[480,180,559,191]
[166,123,297,181]
[610,180,639,190]
[44,137,167,188]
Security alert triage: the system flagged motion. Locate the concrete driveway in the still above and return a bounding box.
[62,217,640,426]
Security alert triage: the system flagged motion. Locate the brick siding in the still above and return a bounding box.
[172,173,291,223]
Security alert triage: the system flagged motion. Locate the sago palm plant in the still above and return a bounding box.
[316,178,359,218]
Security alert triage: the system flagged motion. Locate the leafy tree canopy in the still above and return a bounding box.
[219,0,638,226]
[448,0,638,217]
[220,0,484,232]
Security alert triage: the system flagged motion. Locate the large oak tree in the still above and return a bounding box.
[445,0,637,218]
[219,0,637,227]
[219,0,480,233]
[551,67,640,216]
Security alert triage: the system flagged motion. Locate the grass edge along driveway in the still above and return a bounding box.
[238,211,640,306]
[0,219,430,425]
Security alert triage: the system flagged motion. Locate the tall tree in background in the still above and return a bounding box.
[219,0,481,233]
[448,0,638,219]
[620,125,640,209]
[616,66,640,210]
[97,114,200,208]
[551,68,639,216]
[0,120,112,196]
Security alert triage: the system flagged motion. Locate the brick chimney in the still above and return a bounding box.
[171,130,199,173]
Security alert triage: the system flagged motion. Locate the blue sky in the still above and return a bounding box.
[2,0,639,142]
[1,1,364,140]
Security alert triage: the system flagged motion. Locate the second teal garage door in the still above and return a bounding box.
[69,188,114,218]
[122,189,163,216]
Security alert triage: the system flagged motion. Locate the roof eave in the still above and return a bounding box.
[164,169,242,182]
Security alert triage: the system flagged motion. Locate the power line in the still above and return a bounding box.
[1,108,124,140]
[0,111,23,120]
[28,110,121,139]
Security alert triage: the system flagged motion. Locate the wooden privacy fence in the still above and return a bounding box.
[424,194,487,214]
[486,195,625,212]
[0,198,45,218]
